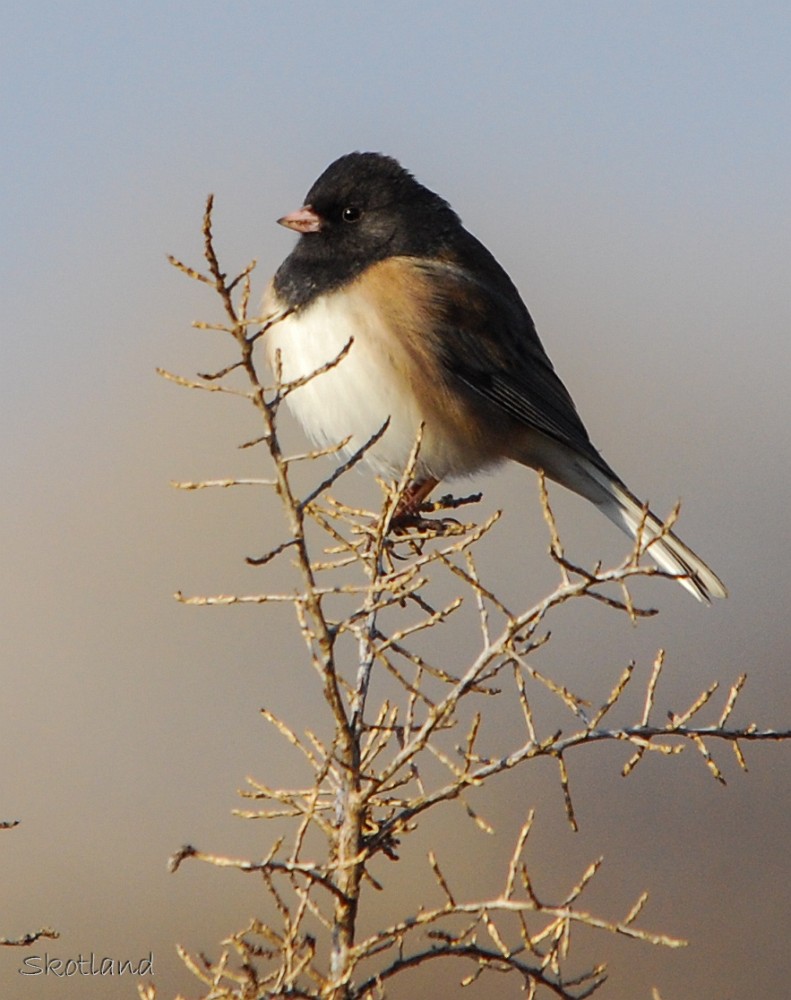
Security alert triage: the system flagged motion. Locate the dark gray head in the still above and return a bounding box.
[274,152,461,307]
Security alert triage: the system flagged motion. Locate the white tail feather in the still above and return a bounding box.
[574,460,727,603]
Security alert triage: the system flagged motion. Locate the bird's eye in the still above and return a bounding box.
[342,206,362,223]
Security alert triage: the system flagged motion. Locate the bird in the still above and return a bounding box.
[262,152,726,603]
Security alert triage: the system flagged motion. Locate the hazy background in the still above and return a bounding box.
[2,3,789,998]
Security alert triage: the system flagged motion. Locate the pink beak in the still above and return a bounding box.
[277,205,322,233]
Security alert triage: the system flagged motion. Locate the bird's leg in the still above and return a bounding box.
[390,476,440,528]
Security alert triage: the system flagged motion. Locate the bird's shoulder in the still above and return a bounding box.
[402,232,605,468]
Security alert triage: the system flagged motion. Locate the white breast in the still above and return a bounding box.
[264,288,426,478]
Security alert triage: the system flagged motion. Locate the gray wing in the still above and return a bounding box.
[413,250,612,475]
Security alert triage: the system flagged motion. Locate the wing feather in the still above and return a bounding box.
[413,243,611,474]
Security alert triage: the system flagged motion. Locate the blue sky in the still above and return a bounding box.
[3,3,789,443]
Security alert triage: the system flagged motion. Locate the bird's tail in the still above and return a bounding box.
[559,458,727,603]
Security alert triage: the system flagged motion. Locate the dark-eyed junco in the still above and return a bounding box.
[263,152,726,603]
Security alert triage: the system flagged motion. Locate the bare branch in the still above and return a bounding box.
[154,198,790,1000]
